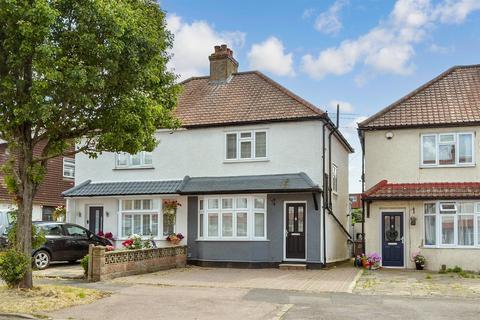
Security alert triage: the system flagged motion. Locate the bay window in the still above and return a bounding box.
[225,130,268,161]
[198,195,267,240]
[421,132,474,167]
[424,201,480,247]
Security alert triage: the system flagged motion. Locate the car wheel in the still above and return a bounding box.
[33,250,50,270]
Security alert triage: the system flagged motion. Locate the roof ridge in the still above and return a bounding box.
[358,65,460,128]
[89,179,183,184]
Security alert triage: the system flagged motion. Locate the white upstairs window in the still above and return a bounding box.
[63,158,75,178]
[115,151,153,168]
[225,130,267,161]
[421,132,474,167]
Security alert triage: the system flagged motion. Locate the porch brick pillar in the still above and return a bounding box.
[89,245,106,282]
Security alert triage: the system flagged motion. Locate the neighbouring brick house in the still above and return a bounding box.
[358,64,480,271]
[0,141,75,221]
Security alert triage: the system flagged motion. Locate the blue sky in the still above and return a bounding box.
[161,0,480,192]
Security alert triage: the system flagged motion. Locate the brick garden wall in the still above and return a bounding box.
[88,245,187,282]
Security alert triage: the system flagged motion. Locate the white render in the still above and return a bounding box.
[69,119,351,262]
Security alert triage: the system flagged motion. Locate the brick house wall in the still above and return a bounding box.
[0,141,74,210]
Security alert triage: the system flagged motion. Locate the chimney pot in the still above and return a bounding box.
[209,44,238,81]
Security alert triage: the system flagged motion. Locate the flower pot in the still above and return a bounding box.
[170,239,181,245]
[415,262,424,270]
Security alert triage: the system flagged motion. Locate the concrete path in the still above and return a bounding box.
[110,264,362,293]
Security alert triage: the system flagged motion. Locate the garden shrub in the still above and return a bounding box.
[0,249,30,288]
[80,255,89,276]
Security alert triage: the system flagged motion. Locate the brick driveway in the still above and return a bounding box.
[110,262,362,293]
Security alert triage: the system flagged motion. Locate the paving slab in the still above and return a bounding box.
[33,262,84,280]
[354,268,480,298]
[110,263,362,293]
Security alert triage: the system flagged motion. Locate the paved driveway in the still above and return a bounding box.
[33,262,84,279]
[110,264,362,293]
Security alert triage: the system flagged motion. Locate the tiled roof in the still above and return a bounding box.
[63,173,321,197]
[359,65,480,129]
[63,180,183,197]
[180,172,320,195]
[363,180,480,201]
[175,71,324,127]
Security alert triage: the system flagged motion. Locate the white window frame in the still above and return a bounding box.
[115,151,153,168]
[63,158,75,178]
[224,130,268,162]
[120,198,160,239]
[332,163,338,194]
[198,195,267,241]
[423,200,480,249]
[420,132,475,167]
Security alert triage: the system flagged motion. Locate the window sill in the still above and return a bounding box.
[421,245,480,249]
[196,238,270,242]
[113,166,155,170]
[223,158,269,164]
[420,164,475,169]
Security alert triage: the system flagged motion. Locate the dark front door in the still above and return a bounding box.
[88,206,103,234]
[382,212,404,267]
[285,203,306,260]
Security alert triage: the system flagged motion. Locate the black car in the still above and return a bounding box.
[1,222,112,269]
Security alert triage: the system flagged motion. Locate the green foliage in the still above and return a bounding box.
[351,208,363,225]
[0,249,30,288]
[7,221,46,250]
[80,255,89,276]
[52,206,66,221]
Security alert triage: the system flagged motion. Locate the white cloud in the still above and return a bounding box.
[428,43,454,54]
[166,14,246,80]
[329,100,354,113]
[301,0,480,80]
[314,0,349,35]
[434,0,480,24]
[247,37,295,76]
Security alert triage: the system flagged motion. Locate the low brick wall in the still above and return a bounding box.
[87,245,187,282]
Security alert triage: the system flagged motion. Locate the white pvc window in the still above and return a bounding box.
[225,130,268,161]
[198,195,267,240]
[424,201,480,248]
[121,199,158,238]
[63,158,75,178]
[332,164,338,193]
[115,151,153,168]
[421,132,474,167]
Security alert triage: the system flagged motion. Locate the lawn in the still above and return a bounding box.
[0,285,108,316]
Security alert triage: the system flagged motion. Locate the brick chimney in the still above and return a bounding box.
[209,44,239,81]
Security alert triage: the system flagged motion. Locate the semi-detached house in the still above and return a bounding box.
[359,64,480,271]
[63,45,353,268]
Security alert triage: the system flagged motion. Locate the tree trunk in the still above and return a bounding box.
[14,139,36,289]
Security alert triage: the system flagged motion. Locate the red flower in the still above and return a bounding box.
[177,233,184,240]
[97,231,104,237]
[105,232,113,239]
[122,239,134,248]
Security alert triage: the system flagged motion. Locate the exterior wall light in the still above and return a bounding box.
[385,132,394,140]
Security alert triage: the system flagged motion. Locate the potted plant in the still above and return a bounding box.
[163,200,181,231]
[366,252,382,270]
[413,253,426,270]
[166,233,184,245]
[122,234,143,250]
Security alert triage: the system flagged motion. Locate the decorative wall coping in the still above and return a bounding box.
[87,245,187,282]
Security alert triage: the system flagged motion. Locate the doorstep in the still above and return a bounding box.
[278,263,307,270]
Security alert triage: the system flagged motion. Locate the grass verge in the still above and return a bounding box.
[0,285,108,315]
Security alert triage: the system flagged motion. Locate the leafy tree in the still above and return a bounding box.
[0,0,180,288]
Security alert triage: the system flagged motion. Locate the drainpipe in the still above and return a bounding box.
[360,129,366,254]
[321,120,327,266]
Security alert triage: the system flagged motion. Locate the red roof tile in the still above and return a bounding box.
[363,180,480,200]
[359,65,480,129]
[175,71,324,127]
